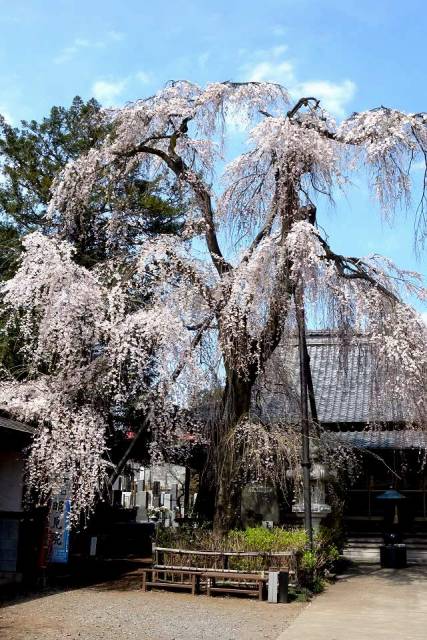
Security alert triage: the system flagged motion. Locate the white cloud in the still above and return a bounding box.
[107,30,124,42]
[135,71,152,85]
[54,31,125,64]
[247,60,295,84]
[242,45,356,118]
[54,48,78,65]
[270,44,288,58]
[421,311,427,325]
[295,79,356,118]
[412,160,426,172]
[272,25,286,37]
[198,51,210,69]
[55,39,95,64]
[0,105,14,125]
[92,79,127,105]
[91,70,153,105]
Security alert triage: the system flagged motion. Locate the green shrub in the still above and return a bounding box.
[297,527,340,591]
[156,525,307,554]
[301,550,317,572]
[241,527,307,552]
[155,525,306,572]
[155,524,340,591]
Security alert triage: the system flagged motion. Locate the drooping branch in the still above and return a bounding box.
[108,309,217,486]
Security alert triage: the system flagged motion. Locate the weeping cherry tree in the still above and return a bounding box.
[0,81,426,531]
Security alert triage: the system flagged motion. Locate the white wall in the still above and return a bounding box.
[0,451,24,512]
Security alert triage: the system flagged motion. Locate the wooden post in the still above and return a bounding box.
[184,467,191,517]
[258,579,264,601]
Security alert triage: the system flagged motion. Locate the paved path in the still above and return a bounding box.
[278,565,427,640]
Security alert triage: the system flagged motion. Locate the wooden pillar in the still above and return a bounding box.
[184,467,191,517]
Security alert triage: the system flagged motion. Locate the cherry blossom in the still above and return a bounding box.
[1,81,426,527]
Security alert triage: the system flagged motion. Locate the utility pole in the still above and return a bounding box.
[294,286,313,551]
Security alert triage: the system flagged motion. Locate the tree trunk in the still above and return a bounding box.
[212,370,254,533]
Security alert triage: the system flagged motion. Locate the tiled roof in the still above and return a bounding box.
[332,430,427,449]
[258,332,408,425]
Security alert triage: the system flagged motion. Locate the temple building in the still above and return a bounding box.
[259,331,427,562]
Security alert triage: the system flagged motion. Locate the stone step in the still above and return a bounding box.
[344,550,427,563]
[344,538,427,564]
[346,539,427,547]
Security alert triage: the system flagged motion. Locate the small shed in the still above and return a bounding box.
[0,415,35,586]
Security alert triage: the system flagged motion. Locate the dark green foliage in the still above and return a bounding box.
[0,97,108,231]
[0,96,184,266]
[0,225,22,370]
[0,223,21,280]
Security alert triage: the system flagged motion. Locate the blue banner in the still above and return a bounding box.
[48,496,71,564]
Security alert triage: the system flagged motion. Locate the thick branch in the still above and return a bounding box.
[256,181,299,368]
[242,206,277,263]
[116,139,231,276]
[287,97,320,119]
[317,234,400,303]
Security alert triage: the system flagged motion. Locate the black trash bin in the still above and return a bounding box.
[380,544,407,569]
[278,571,289,603]
[377,489,407,568]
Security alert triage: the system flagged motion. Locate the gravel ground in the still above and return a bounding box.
[0,575,305,640]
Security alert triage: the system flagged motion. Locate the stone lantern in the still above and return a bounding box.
[290,462,331,531]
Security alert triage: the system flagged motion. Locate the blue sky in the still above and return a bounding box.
[0,0,426,310]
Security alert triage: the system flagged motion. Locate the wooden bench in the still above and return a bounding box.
[142,567,201,595]
[203,570,267,600]
[142,566,268,599]
[141,548,295,600]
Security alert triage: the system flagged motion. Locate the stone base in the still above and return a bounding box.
[292,505,331,531]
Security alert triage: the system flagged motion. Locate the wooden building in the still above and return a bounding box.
[0,415,38,587]
[259,331,427,562]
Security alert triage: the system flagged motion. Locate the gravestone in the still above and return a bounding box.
[171,483,178,501]
[135,490,148,521]
[136,490,148,508]
[241,485,280,527]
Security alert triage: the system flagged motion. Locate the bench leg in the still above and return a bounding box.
[258,580,264,601]
[142,570,152,592]
[191,573,196,596]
